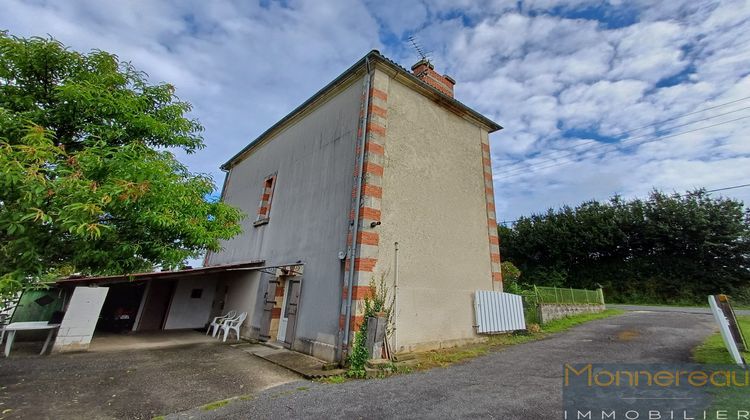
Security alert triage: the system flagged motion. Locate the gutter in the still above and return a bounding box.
[340,59,373,363]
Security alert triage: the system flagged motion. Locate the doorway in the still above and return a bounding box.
[259,275,302,347]
[136,280,176,331]
[278,277,301,347]
[96,283,146,333]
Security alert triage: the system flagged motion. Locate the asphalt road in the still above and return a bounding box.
[171,310,718,419]
[609,303,750,316]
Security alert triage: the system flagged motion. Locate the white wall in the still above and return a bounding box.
[52,286,109,353]
[210,271,261,338]
[163,277,217,329]
[208,76,363,357]
[378,75,495,352]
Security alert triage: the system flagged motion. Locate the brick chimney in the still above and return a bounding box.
[410,59,456,97]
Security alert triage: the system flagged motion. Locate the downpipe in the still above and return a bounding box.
[340,60,373,363]
[393,241,399,353]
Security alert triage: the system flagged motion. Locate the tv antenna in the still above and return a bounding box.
[408,36,430,63]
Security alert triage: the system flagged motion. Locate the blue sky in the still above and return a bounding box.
[3,0,750,227]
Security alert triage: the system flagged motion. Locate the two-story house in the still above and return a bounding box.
[204,50,503,363]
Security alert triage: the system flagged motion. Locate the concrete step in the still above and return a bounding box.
[260,341,285,350]
[240,344,345,379]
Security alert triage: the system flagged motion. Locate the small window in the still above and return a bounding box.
[254,174,276,226]
[190,289,203,299]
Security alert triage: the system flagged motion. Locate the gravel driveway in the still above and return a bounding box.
[171,311,717,419]
[0,342,299,419]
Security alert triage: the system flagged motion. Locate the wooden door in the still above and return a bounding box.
[258,278,279,342]
[283,277,302,347]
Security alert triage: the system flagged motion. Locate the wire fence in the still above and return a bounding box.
[516,286,605,325]
[529,286,604,305]
[519,292,541,325]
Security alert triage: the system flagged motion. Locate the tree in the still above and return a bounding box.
[0,33,244,298]
[499,190,750,303]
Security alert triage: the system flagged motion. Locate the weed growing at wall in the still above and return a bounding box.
[346,274,394,377]
[347,328,369,378]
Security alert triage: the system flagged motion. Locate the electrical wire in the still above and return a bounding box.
[497,96,750,176]
[498,105,750,178]
[494,114,750,181]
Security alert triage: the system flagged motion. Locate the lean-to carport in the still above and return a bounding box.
[50,261,265,352]
[50,261,305,353]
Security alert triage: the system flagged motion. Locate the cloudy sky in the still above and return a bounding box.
[3,0,750,227]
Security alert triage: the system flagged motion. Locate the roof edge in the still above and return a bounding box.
[55,260,266,285]
[221,50,502,170]
[370,53,502,133]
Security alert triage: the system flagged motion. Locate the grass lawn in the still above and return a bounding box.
[393,309,624,372]
[692,316,750,412]
[318,309,624,382]
[692,315,750,364]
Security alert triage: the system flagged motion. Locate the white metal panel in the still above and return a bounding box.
[708,295,745,367]
[52,286,110,353]
[474,291,526,333]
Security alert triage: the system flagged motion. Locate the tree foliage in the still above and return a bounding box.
[0,33,244,297]
[499,190,750,303]
[500,261,526,295]
[500,261,521,285]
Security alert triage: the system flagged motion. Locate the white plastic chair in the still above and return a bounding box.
[221,312,247,342]
[207,310,237,337]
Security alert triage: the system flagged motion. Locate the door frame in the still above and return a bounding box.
[258,269,303,345]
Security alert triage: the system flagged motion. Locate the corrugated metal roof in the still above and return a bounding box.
[221,50,502,170]
[55,260,266,286]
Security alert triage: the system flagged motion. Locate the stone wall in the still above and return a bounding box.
[538,303,606,324]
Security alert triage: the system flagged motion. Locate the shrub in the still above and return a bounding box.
[346,274,394,377]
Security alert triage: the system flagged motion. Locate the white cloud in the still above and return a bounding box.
[2,0,381,179]
[2,0,749,227]
[365,0,428,36]
[607,21,688,83]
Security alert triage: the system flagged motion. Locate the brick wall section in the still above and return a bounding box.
[256,174,276,222]
[410,60,455,97]
[481,136,503,291]
[341,71,390,340]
